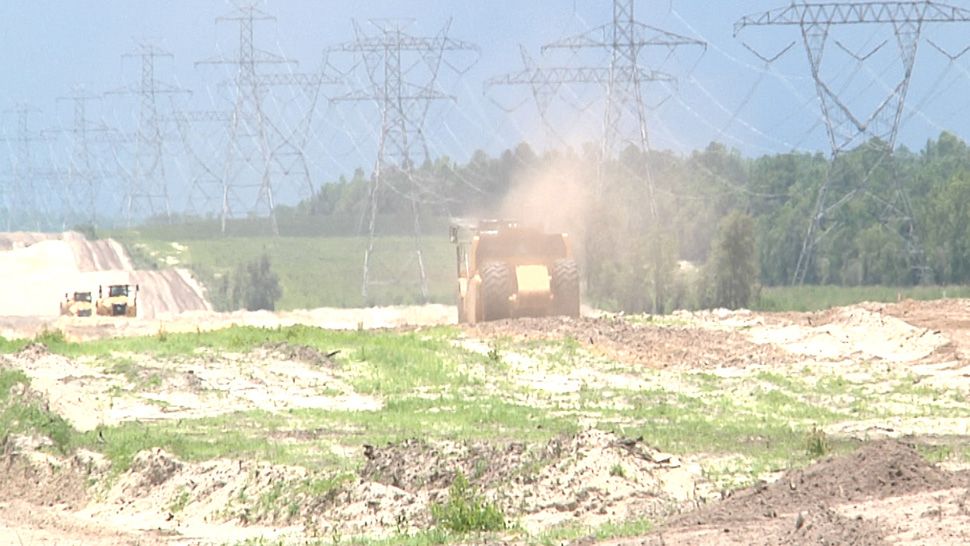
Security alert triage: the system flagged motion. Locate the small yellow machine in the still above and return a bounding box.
[96,284,139,317]
[60,291,94,317]
[450,220,580,324]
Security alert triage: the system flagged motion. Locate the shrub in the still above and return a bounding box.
[430,472,506,533]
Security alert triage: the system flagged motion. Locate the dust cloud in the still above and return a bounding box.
[496,153,595,247]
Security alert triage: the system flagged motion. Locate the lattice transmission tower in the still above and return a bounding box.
[487,0,705,213]
[198,3,334,235]
[166,109,232,217]
[735,1,970,284]
[326,19,478,302]
[1,104,50,230]
[108,43,189,226]
[50,86,126,228]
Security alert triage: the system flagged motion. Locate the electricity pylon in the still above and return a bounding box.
[735,1,970,284]
[108,43,189,226]
[52,87,126,227]
[1,104,48,229]
[198,3,333,235]
[326,19,478,302]
[487,0,705,214]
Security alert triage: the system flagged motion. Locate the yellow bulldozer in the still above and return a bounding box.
[96,284,139,317]
[60,291,94,317]
[450,220,580,324]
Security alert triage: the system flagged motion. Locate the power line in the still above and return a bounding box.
[1,104,49,229]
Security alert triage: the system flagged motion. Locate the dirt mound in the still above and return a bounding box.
[676,441,952,527]
[361,438,529,492]
[125,449,184,494]
[0,435,105,510]
[62,232,132,272]
[131,268,213,318]
[469,316,786,368]
[775,503,887,546]
[745,305,949,363]
[0,232,59,251]
[337,430,708,536]
[14,341,51,360]
[259,342,338,368]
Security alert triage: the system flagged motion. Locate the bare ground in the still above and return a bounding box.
[1,299,970,544]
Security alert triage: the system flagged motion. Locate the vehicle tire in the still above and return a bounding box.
[551,259,580,317]
[480,262,513,321]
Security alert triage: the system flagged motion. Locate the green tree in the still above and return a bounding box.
[705,211,759,309]
[229,253,283,311]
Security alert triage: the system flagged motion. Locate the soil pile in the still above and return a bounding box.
[676,441,951,527]
[327,430,708,536]
[628,441,967,546]
[745,306,949,363]
[469,316,785,368]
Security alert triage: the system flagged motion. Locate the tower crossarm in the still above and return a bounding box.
[196,50,297,67]
[253,72,340,89]
[735,1,970,35]
[330,86,454,103]
[543,22,705,52]
[162,111,232,124]
[486,65,675,88]
[325,19,478,55]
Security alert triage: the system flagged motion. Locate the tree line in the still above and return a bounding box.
[289,131,970,312]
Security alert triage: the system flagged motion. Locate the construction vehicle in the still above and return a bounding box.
[96,284,139,317]
[60,291,94,317]
[450,219,580,324]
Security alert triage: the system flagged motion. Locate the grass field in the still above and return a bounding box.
[754,284,970,312]
[115,233,456,309]
[108,220,970,312]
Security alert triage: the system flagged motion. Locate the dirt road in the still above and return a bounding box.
[0,231,210,319]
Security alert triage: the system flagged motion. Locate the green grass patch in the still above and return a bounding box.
[75,412,294,472]
[0,369,77,453]
[1,324,461,361]
[528,517,654,546]
[296,395,577,448]
[111,232,456,309]
[755,285,970,312]
[604,384,850,473]
[168,488,191,513]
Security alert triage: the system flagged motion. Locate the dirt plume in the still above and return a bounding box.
[497,153,593,240]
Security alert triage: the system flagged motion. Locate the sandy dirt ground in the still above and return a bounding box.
[0,232,210,319]
[2,282,970,543]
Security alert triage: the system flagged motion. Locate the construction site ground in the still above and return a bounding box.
[0,296,967,546]
[1,231,968,545]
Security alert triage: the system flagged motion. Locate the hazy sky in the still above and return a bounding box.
[3,1,970,216]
